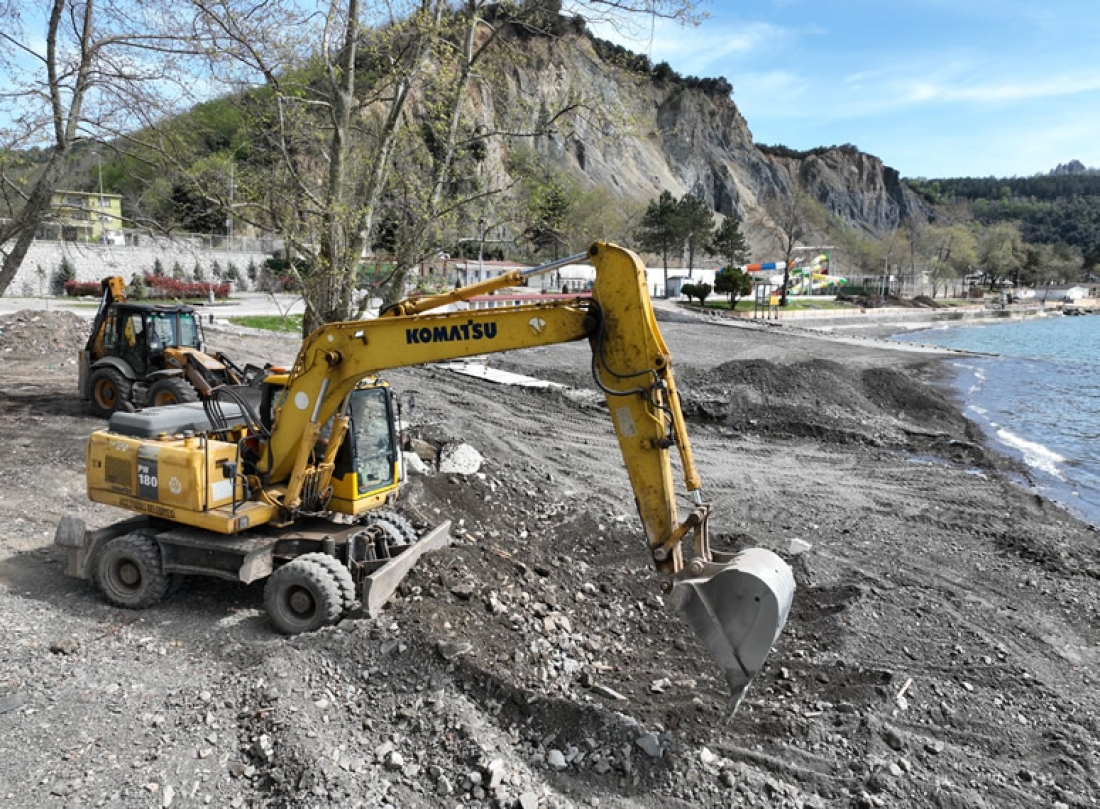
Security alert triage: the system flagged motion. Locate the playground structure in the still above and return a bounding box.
[742,251,846,295]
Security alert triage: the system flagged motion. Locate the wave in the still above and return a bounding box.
[995,428,1066,479]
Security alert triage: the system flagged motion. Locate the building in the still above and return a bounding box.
[46,190,124,244]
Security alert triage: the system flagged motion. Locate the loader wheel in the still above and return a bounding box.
[299,553,357,614]
[264,558,343,635]
[148,377,199,407]
[89,368,133,417]
[95,534,172,609]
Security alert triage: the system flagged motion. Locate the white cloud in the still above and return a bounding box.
[901,73,1100,105]
[588,18,794,77]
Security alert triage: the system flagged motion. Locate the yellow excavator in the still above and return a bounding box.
[55,243,794,709]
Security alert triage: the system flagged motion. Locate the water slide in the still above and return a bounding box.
[741,254,846,293]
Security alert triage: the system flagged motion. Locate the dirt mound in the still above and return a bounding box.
[678,358,980,458]
[0,309,88,359]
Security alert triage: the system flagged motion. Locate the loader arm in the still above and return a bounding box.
[256,243,793,706]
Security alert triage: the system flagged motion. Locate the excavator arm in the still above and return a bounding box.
[259,242,794,706]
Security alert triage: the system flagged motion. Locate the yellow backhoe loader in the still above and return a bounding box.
[55,243,794,709]
[79,276,265,416]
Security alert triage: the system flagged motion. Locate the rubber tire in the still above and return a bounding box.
[299,552,357,614]
[94,534,172,609]
[264,558,344,635]
[365,509,418,546]
[89,368,133,417]
[148,377,199,407]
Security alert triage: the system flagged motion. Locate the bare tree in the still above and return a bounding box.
[0,0,207,295]
[182,0,705,332]
[760,180,825,305]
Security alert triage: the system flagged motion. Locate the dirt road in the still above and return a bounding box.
[0,306,1097,808]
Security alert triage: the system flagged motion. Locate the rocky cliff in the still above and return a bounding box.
[480,29,927,243]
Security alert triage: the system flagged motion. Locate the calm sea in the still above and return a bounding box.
[892,314,1100,527]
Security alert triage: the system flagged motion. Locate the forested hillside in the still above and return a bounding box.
[908,175,1100,269]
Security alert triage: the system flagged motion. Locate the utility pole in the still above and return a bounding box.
[478,217,486,283]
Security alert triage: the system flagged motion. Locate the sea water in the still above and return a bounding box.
[892,315,1100,526]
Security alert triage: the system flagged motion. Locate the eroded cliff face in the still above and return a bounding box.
[480,30,926,238]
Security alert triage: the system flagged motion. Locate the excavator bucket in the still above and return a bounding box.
[668,548,795,712]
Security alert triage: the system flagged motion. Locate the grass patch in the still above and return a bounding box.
[681,297,859,314]
[225,314,304,333]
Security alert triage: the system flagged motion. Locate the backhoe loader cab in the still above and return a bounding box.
[79,277,265,416]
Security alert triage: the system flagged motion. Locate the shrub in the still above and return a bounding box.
[52,256,76,295]
[681,282,712,305]
[129,273,147,299]
[142,274,231,300]
[64,280,101,297]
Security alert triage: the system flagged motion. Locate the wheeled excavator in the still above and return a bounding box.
[79,276,265,415]
[55,243,794,708]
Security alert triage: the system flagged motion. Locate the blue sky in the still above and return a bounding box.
[591,0,1100,179]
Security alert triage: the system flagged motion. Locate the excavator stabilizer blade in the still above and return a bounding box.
[361,521,452,618]
[669,548,795,712]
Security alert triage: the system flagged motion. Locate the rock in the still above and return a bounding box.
[437,640,472,661]
[547,749,568,770]
[439,443,483,475]
[49,637,79,654]
[403,451,431,475]
[590,683,628,701]
[788,538,812,555]
[0,691,28,714]
[635,733,662,759]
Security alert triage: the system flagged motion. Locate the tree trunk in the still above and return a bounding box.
[0,151,67,294]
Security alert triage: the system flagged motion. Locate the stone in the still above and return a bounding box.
[439,443,483,475]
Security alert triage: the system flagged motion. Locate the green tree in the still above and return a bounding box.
[678,193,714,275]
[978,222,1026,290]
[636,191,688,297]
[52,256,76,295]
[524,178,572,260]
[681,281,711,305]
[129,272,148,299]
[921,224,977,297]
[710,216,749,268]
[714,265,752,306]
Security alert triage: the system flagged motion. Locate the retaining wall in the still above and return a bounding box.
[5,239,274,297]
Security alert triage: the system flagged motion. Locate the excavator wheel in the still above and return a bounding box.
[264,557,344,634]
[363,509,418,547]
[88,368,133,417]
[94,534,173,609]
[298,552,357,614]
[148,377,199,407]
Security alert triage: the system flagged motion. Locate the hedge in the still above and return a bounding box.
[64,277,231,300]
